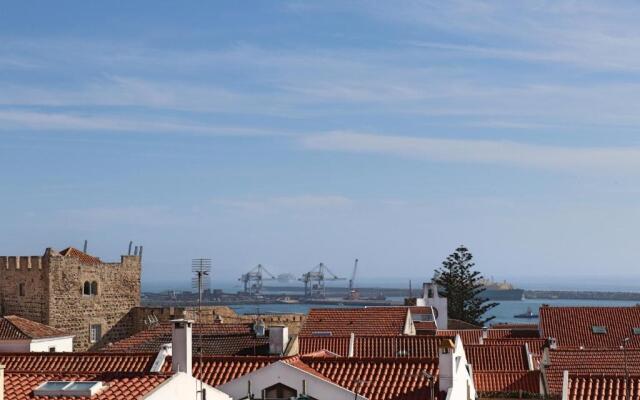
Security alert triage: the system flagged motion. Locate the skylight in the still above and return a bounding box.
[633,328,640,335]
[592,326,607,334]
[312,331,332,337]
[34,381,104,397]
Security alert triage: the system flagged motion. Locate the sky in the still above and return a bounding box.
[2,1,640,291]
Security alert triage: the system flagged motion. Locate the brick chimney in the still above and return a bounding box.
[171,319,193,376]
[268,325,289,355]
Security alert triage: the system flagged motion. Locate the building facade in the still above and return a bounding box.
[0,247,141,351]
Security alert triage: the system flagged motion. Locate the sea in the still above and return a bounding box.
[225,298,640,325]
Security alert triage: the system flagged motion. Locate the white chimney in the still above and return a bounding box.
[0,364,4,400]
[269,325,289,355]
[438,338,456,392]
[171,319,193,376]
[348,332,355,358]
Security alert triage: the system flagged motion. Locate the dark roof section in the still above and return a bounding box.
[105,322,270,355]
[0,316,69,340]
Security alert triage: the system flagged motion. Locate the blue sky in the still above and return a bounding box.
[2,1,640,291]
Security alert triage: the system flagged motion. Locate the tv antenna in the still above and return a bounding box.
[191,258,211,400]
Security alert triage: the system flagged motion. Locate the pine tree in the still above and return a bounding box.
[434,245,497,326]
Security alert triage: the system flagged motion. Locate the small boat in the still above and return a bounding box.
[514,307,538,319]
[276,296,299,304]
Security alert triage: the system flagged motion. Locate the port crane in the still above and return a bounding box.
[299,263,346,298]
[239,264,276,296]
[346,258,359,300]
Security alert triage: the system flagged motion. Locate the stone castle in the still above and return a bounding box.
[0,246,141,350]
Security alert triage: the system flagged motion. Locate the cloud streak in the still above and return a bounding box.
[302,131,640,173]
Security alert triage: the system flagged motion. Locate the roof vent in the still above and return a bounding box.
[34,381,104,397]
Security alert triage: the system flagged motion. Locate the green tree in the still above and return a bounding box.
[434,245,497,326]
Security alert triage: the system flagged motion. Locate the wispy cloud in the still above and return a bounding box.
[0,109,287,137]
[302,131,640,173]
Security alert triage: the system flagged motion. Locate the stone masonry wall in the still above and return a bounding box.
[0,256,48,323]
[46,254,141,351]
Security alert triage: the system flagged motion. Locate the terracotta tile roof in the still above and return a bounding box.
[435,328,540,345]
[163,355,280,386]
[0,353,156,373]
[545,348,640,395]
[447,319,481,330]
[301,357,438,400]
[58,247,102,265]
[436,330,483,344]
[299,336,351,356]
[482,338,547,356]
[105,322,269,355]
[464,345,530,371]
[482,338,547,369]
[567,374,640,400]
[491,323,539,330]
[0,316,69,340]
[4,372,170,400]
[540,306,640,349]
[299,335,444,358]
[300,308,409,337]
[415,321,438,331]
[473,371,541,394]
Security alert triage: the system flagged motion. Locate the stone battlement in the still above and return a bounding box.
[0,256,44,270]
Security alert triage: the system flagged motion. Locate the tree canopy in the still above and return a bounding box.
[434,245,497,326]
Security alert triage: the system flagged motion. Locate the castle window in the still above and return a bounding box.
[83,281,98,296]
[89,324,101,343]
[19,283,25,297]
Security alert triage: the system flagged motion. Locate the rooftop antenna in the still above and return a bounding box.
[192,258,211,400]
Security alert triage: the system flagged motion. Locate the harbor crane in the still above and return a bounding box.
[346,258,359,300]
[299,263,346,298]
[239,264,276,296]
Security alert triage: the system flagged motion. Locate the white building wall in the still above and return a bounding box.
[440,336,477,400]
[143,372,231,400]
[29,336,74,352]
[218,361,365,400]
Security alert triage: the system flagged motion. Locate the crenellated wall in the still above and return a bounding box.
[0,256,49,323]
